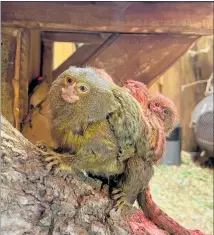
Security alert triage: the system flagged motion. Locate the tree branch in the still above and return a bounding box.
[1,115,172,235]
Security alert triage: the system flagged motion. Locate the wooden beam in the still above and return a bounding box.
[42,39,54,86]
[1,27,19,127]
[29,30,41,83]
[1,27,31,130]
[2,2,213,35]
[18,29,31,125]
[42,32,111,43]
[84,34,120,65]
[87,34,200,85]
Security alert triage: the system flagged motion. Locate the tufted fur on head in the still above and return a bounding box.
[148,93,179,136]
[123,80,150,106]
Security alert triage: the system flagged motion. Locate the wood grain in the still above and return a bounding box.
[88,34,199,85]
[1,28,30,130]
[18,29,31,126]
[2,2,213,35]
[42,39,54,86]
[28,30,41,83]
[42,32,111,44]
[1,27,18,127]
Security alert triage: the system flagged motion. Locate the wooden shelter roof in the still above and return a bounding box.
[2,2,213,85]
[2,2,213,34]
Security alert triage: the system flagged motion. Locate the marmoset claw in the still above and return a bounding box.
[36,140,49,152]
[44,154,74,172]
[112,188,132,210]
[118,147,135,162]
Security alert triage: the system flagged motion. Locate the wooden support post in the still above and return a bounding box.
[1,27,30,130]
[28,30,41,84]
[19,29,31,126]
[88,34,200,85]
[42,39,54,87]
[1,27,18,127]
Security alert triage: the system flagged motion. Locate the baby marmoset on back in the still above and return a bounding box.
[121,80,185,235]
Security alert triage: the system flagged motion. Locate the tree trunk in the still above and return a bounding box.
[1,115,171,235]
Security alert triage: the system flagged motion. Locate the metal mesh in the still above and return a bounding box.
[191,94,213,125]
[195,111,214,154]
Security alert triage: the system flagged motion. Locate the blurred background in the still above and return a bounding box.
[1,2,213,234]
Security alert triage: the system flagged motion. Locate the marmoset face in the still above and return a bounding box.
[148,94,178,135]
[61,75,89,104]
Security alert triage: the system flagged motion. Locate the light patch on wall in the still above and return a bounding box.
[53,42,77,70]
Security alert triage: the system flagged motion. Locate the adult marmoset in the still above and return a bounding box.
[46,66,148,180]
[46,67,180,235]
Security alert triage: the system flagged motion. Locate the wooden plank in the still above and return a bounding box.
[1,27,18,127]
[88,34,200,85]
[42,32,111,43]
[19,29,31,126]
[42,39,54,86]
[1,27,31,130]
[2,2,213,35]
[84,34,120,65]
[29,30,41,83]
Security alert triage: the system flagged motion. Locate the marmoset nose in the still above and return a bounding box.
[62,82,78,96]
[151,104,160,112]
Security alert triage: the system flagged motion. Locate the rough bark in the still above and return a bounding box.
[1,115,210,235]
[1,115,170,235]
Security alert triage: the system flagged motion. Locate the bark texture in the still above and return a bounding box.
[1,116,209,235]
[1,115,167,235]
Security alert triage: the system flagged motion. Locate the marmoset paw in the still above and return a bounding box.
[36,140,49,152]
[112,188,132,210]
[44,154,74,172]
[118,147,135,162]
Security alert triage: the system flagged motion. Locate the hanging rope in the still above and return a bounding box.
[181,71,213,96]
